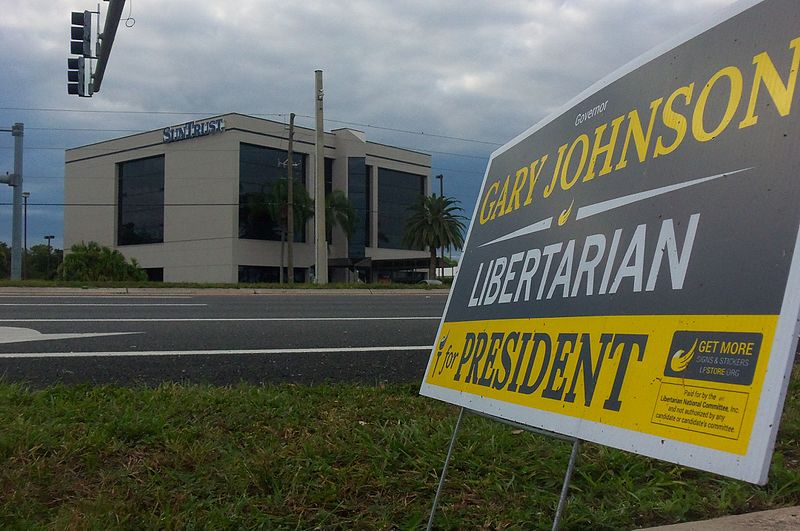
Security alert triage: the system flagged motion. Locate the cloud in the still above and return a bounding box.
[0,0,737,247]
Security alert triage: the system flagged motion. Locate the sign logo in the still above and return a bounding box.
[669,340,697,373]
[664,331,762,386]
[162,118,225,144]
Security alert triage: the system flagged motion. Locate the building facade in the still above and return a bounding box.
[64,113,431,283]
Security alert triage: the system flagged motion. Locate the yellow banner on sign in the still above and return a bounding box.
[425,314,776,454]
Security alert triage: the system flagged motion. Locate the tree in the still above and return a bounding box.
[265,177,313,282]
[26,244,63,280]
[59,241,147,281]
[403,194,466,279]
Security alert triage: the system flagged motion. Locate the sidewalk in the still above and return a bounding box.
[641,506,800,530]
[0,286,449,296]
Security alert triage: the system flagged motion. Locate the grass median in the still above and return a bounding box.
[2,373,800,529]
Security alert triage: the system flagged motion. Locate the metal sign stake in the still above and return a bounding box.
[552,438,581,531]
[426,407,582,530]
[426,407,464,531]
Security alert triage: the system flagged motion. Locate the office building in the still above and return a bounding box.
[64,113,432,283]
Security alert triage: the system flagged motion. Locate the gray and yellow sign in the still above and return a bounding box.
[420,0,800,484]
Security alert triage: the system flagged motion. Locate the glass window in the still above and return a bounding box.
[118,155,164,246]
[238,265,306,283]
[365,165,372,247]
[347,157,367,260]
[378,168,426,249]
[325,157,334,243]
[239,143,307,242]
[143,267,164,282]
[325,157,333,197]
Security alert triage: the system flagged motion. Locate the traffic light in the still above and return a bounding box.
[67,57,89,97]
[68,9,93,97]
[70,10,92,57]
[67,2,126,97]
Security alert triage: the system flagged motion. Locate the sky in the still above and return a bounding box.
[0,0,737,250]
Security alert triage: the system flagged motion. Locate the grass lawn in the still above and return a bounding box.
[2,372,800,530]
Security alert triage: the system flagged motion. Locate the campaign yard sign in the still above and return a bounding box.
[420,0,800,484]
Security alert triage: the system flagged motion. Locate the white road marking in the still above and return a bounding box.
[0,316,441,322]
[0,326,142,345]
[0,303,207,307]
[0,345,433,358]
[0,295,193,299]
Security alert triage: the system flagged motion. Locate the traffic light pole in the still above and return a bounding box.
[10,123,23,280]
[91,0,126,93]
[0,123,24,280]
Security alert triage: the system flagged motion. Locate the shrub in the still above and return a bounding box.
[58,241,147,281]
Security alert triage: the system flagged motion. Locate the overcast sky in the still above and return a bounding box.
[0,0,737,249]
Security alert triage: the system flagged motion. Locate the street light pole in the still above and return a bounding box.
[44,235,54,280]
[435,174,444,278]
[287,112,295,284]
[22,191,29,279]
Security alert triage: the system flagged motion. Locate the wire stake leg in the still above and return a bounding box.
[426,407,465,531]
[552,438,581,531]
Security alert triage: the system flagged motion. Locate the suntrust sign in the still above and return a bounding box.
[162,118,225,143]
[421,0,800,484]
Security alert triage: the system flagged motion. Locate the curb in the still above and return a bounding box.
[639,506,800,530]
[0,286,450,296]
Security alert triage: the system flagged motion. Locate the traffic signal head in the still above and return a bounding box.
[70,10,92,57]
[67,57,90,97]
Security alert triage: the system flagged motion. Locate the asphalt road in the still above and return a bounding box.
[0,290,448,387]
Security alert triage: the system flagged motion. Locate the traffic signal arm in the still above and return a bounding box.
[92,0,126,94]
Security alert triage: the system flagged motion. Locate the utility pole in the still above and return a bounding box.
[314,70,328,284]
[287,112,295,284]
[0,123,24,280]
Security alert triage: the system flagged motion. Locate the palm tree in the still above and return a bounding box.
[325,189,357,241]
[324,190,359,282]
[403,194,466,280]
[265,177,314,282]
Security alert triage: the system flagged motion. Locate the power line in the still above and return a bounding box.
[0,144,491,161]
[21,164,486,181]
[0,203,470,212]
[27,126,147,133]
[293,114,502,146]
[0,106,504,147]
[0,202,327,207]
[0,107,278,117]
